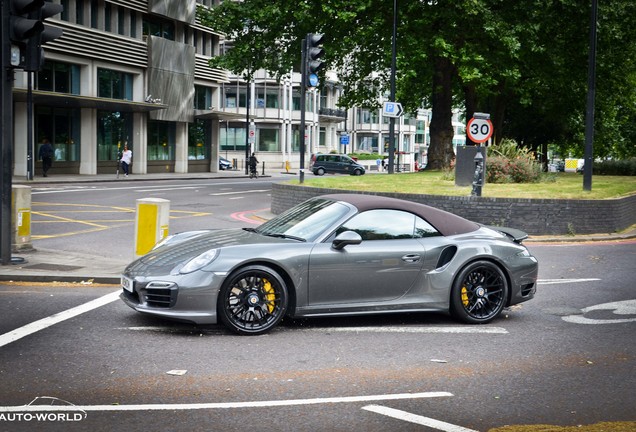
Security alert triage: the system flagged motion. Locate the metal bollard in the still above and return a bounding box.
[471,151,484,197]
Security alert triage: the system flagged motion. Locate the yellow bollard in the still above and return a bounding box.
[12,185,33,251]
[135,198,170,257]
[285,160,290,173]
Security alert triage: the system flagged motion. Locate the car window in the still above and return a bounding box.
[257,199,350,241]
[335,210,415,240]
[335,209,441,240]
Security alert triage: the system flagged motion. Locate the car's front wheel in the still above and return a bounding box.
[218,265,288,335]
[450,260,508,324]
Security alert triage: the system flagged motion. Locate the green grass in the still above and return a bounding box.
[290,171,636,200]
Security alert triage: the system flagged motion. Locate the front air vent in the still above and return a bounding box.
[143,282,177,308]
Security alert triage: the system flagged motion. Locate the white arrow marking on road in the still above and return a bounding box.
[562,299,636,325]
[0,392,453,412]
[363,405,479,432]
[0,291,120,348]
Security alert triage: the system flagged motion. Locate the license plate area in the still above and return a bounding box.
[121,275,134,293]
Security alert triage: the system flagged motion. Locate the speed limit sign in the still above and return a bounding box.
[466,117,493,144]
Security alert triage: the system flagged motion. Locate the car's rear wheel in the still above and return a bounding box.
[450,260,508,324]
[316,167,325,176]
[218,265,288,335]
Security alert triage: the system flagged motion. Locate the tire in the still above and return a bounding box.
[218,265,288,335]
[450,260,508,324]
[353,169,363,176]
[316,167,325,176]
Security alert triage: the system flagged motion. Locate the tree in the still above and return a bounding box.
[198,0,636,169]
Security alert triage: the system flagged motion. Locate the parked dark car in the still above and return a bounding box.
[310,154,365,176]
[121,194,538,335]
[219,157,232,170]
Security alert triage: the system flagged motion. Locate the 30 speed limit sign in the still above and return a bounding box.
[466,117,493,143]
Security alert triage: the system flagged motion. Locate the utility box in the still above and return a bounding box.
[455,145,487,187]
[12,185,33,252]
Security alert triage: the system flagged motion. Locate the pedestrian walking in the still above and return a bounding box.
[120,144,132,177]
[38,138,54,177]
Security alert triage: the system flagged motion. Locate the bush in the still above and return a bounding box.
[485,139,542,183]
[486,156,512,183]
[593,158,636,176]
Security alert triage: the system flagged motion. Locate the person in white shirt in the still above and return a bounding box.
[120,144,132,177]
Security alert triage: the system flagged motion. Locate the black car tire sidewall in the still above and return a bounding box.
[218,265,288,335]
[450,260,508,324]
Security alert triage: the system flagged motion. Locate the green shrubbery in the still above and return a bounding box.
[486,139,542,183]
[593,158,636,176]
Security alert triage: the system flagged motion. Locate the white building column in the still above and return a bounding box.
[133,113,147,174]
[174,121,188,173]
[79,108,96,175]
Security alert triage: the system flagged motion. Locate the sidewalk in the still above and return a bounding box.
[2,170,635,285]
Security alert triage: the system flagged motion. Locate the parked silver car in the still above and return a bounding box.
[120,194,538,335]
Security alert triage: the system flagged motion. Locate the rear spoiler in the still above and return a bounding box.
[484,225,529,244]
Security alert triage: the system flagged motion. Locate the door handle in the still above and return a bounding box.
[401,254,421,263]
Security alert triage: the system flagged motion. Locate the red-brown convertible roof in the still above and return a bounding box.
[321,193,479,237]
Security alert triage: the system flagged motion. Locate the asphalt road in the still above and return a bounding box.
[0,178,634,431]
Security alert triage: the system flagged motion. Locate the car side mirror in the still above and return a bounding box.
[332,231,362,250]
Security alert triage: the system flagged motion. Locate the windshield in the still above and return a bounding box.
[256,198,350,242]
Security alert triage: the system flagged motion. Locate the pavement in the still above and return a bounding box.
[1,169,635,285]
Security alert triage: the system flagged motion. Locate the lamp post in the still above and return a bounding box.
[583,0,598,191]
[387,0,398,174]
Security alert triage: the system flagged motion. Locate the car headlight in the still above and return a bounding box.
[180,249,218,274]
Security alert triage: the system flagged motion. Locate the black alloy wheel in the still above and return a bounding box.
[450,260,508,324]
[218,265,288,335]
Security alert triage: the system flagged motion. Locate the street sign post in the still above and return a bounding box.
[383,101,403,118]
[466,115,493,144]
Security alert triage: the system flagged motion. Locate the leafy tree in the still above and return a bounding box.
[198,0,636,170]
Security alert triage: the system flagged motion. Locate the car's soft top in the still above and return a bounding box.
[320,193,479,237]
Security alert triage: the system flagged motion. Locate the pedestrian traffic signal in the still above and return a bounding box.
[7,0,63,70]
[305,33,325,88]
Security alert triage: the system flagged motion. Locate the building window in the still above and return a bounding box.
[130,12,137,38]
[117,6,125,36]
[223,84,247,109]
[188,120,211,160]
[60,0,69,21]
[143,17,174,40]
[97,68,133,100]
[76,0,84,25]
[36,107,81,162]
[104,2,111,31]
[90,0,98,28]
[220,124,247,152]
[194,86,212,110]
[148,120,176,160]
[256,86,279,109]
[97,111,132,162]
[37,61,80,94]
[257,128,279,152]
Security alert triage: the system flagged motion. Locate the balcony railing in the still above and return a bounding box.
[319,108,347,119]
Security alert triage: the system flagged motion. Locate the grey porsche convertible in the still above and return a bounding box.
[121,194,538,335]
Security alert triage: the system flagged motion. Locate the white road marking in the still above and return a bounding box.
[210,189,269,196]
[135,186,201,192]
[562,299,636,324]
[0,291,120,348]
[538,278,601,285]
[306,326,508,334]
[0,392,453,412]
[118,325,507,334]
[362,405,478,432]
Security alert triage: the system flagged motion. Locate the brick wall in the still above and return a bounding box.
[271,184,636,235]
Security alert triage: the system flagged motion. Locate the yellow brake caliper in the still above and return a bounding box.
[461,286,469,307]
[262,279,275,313]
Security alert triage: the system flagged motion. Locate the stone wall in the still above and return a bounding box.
[271,183,636,235]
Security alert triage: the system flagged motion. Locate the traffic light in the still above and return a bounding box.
[8,0,63,71]
[305,33,325,88]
